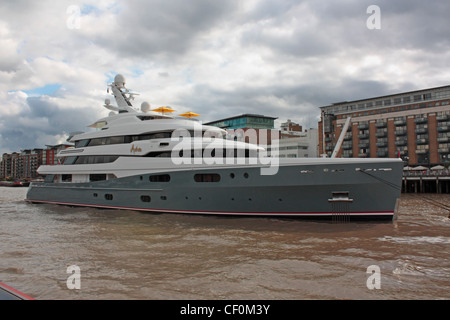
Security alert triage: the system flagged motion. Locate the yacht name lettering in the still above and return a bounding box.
[130,144,142,154]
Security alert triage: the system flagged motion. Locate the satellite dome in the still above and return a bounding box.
[105,98,111,105]
[141,101,151,113]
[114,74,126,87]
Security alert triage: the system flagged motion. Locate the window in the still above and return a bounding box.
[63,156,78,165]
[149,174,171,182]
[140,195,151,202]
[145,151,172,157]
[105,194,113,200]
[90,174,107,182]
[61,174,72,182]
[423,93,432,100]
[75,139,90,148]
[44,174,56,183]
[194,174,221,182]
[75,155,118,164]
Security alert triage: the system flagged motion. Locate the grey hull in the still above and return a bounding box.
[26,161,403,221]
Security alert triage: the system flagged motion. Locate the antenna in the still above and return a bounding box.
[107,74,137,113]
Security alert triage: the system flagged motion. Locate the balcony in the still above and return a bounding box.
[436,115,448,122]
[415,149,428,154]
[358,153,370,158]
[437,126,450,132]
[395,140,407,146]
[343,134,352,141]
[358,143,369,148]
[376,151,387,157]
[342,152,353,158]
[325,137,333,142]
[375,131,387,137]
[375,121,387,128]
[376,141,387,147]
[438,148,450,153]
[414,128,428,134]
[358,123,369,130]
[342,143,353,150]
[395,129,407,136]
[394,119,406,126]
[437,137,450,143]
[416,138,428,145]
[414,117,427,124]
[358,133,369,139]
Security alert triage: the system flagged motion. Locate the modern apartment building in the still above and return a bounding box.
[318,85,450,167]
[0,144,71,180]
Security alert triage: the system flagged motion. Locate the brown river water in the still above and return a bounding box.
[0,187,449,300]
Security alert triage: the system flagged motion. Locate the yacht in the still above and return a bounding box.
[26,75,403,220]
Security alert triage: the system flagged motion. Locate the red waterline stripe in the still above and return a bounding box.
[25,199,394,216]
[0,282,34,300]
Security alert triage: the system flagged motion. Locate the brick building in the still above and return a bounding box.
[0,144,71,180]
[319,85,450,167]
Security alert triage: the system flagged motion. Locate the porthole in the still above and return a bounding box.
[105,194,113,201]
[244,173,249,179]
[230,173,235,179]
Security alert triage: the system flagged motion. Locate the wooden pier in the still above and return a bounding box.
[402,167,450,193]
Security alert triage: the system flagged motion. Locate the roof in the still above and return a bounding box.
[205,114,277,125]
[320,84,450,110]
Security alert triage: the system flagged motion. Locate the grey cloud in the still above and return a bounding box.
[176,77,397,127]
[0,96,92,153]
[93,0,236,59]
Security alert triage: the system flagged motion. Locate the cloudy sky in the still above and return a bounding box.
[1,0,450,154]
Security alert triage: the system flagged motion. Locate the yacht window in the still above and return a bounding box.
[75,139,90,148]
[75,155,118,164]
[145,151,172,157]
[109,136,125,144]
[63,156,78,165]
[194,174,221,182]
[137,116,155,121]
[44,174,56,183]
[140,195,151,202]
[61,174,72,182]
[176,149,253,158]
[90,174,107,182]
[149,174,171,182]
[105,194,113,200]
